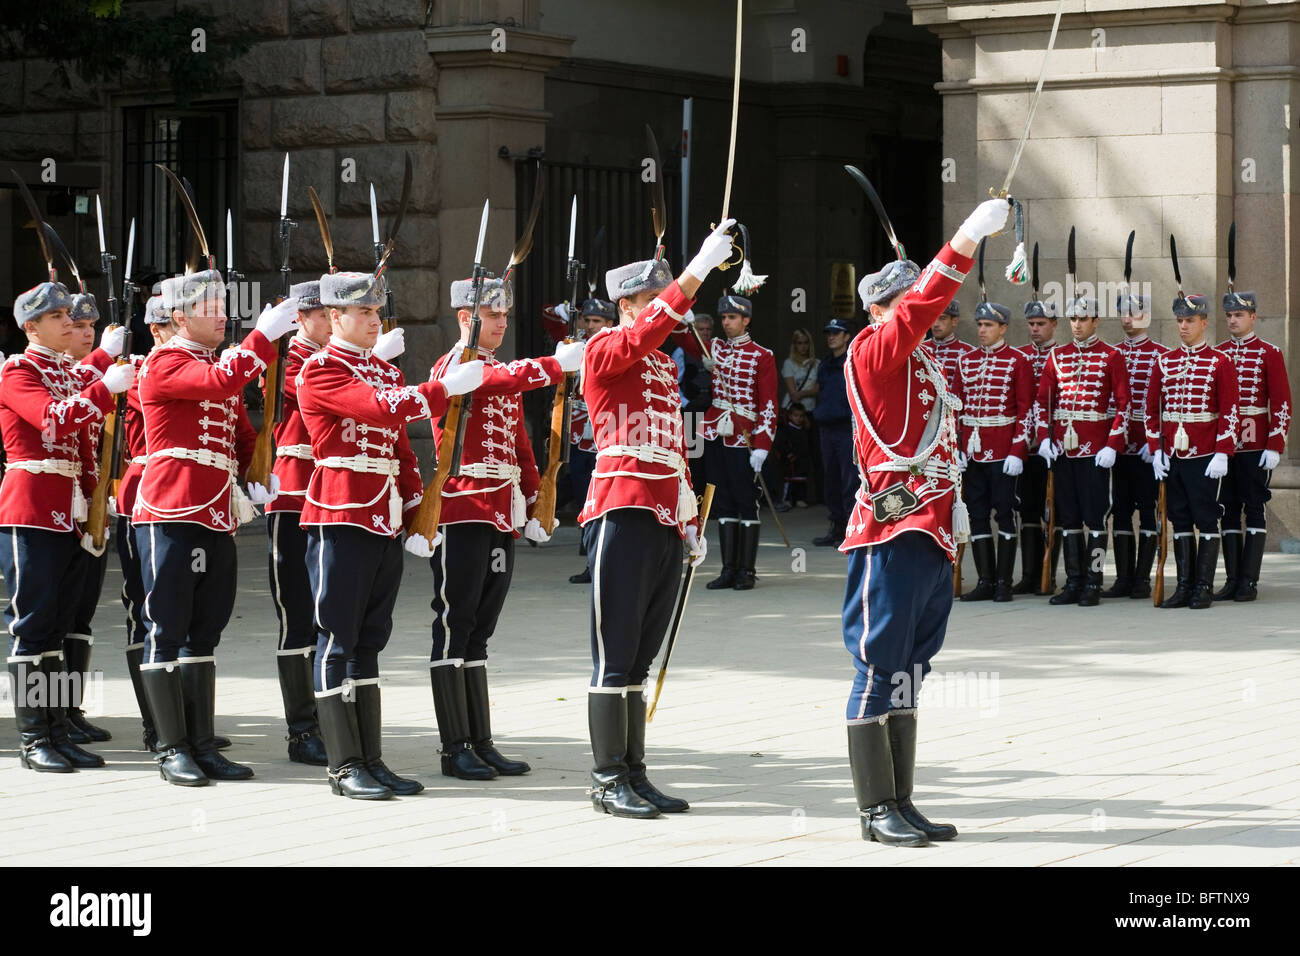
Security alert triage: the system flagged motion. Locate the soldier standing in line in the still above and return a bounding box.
[1214,290,1291,601]
[568,297,617,586]
[699,294,778,591]
[930,300,973,393]
[425,276,582,781]
[1014,297,1059,593]
[1,281,133,772]
[1033,297,1131,606]
[1106,293,1168,599]
[298,270,486,799]
[953,301,1032,602]
[1145,294,1239,609]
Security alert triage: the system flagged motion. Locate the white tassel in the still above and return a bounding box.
[1004,242,1029,285]
[1174,422,1189,452]
[72,484,88,522]
[677,477,698,524]
[389,483,403,530]
[952,495,971,544]
[510,482,527,529]
[968,426,981,455]
[1064,421,1079,451]
[233,482,256,526]
[732,259,768,295]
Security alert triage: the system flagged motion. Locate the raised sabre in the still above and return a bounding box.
[991,0,1067,201]
[844,164,905,261]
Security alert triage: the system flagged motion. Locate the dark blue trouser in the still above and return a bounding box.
[428,522,514,665]
[69,546,109,637]
[1167,455,1222,535]
[1111,453,1158,533]
[115,516,146,650]
[306,524,402,694]
[1219,450,1271,532]
[820,423,855,526]
[842,531,952,721]
[1052,455,1111,532]
[964,459,1019,539]
[0,527,82,661]
[585,509,682,689]
[268,511,316,654]
[705,437,758,521]
[135,522,237,666]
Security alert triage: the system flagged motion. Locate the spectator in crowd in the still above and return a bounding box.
[771,401,814,511]
[781,328,819,412]
[813,318,854,546]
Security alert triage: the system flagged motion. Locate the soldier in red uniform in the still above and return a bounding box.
[1034,297,1131,606]
[424,276,582,781]
[1107,294,1169,599]
[930,299,974,393]
[699,294,778,591]
[299,270,486,799]
[1214,290,1291,601]
[841,197,1009,847]
[953,301,1032,601]
[1015,298,1059,593]
[1,281,133,772]
[133,270,297,787]
[579,223,734,818]
[1145,294,1239,609]
[115,292,187,753]
[568,298,616,586]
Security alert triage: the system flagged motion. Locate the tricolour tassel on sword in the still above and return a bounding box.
[1005,242,1029,284]
[732,257,767,295]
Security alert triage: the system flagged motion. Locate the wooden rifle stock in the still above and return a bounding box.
[1153,479,1168,606]
[1039,469,1056,593]
[953,542,964,596]
[85,403,118,552]
[532,369,571,535]
[409,374,468,546]
[246,352,278,487]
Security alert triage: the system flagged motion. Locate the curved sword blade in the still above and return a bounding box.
[155,164,210,268]
[646,124,667,251]
[844,164,905,261]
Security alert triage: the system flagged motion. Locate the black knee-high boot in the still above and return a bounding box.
[888,712,956,841]
[588,692,659,818]
[847,719,927,846]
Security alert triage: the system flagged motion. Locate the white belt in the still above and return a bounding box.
[457,461,522,482]
[5,458,80,478]
[130,455,148,466]
[714,398,755,420]
[151,446,237,476]
[960,414,1016,427]
[316,455,401,477]
[1163,412,1216,423]
[1239,405,1268,416]
[1054,409,1110,422]
[713,399,754,437]
[596,443,696,523]
[868,459,961,484]
[1126,410,1145,421]
[276,444,314,461]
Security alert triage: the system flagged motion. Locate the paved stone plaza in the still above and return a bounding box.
[2,510,1296,867]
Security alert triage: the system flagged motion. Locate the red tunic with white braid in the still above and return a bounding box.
[298,339,443,537]
[842,244,974,560]
[114,358,148,516]
[1115,334,1170,455]
[267,333,324,514]
[953,340,1033,462]
[430,348,563,534]
[1144,341,1239,459]
[578,280,700,537]
[68,348,115,499]
[0,345,116,531]
[699,333,778,451]
[1217,332,1291,453]
[132,332,272,531]
[1033,337,1131,458]
[570,397,595,452]
[931,334,975,392]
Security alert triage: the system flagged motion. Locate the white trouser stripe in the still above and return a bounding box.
[144,524,159,665]
[436,533,451,660]
[8,531,20,660]
[270,513,288,651]
[592,515,609,687]
[856,551,873,720]
[313,535,333,691]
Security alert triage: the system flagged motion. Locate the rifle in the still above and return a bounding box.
[247,153,295,487]
[533,193,581,535]
[1039,470,1056,593]
[224,208,244,348]
[646,483,716,722]
[1154,233,1187,605]
[370,153,413,341]
[406,199,492,549]
[86,199,134,552]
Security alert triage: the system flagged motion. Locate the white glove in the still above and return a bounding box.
[107,494,119,519]
[1261,449,1281,471]
[100,325,126,359]
[702,356,717,372]
[554,339,585,373]
[1095,447,1117,469]
[681,308,696,325]
[1037,438,1057,465]
[255,297,301,341]
[523,517,552,543]
[440,359,485,397]
[958,198,1012,244]
[1205,452,1229,479]
[373,327,405,362]
[749,448,768,473]
[956,451,968,471]
[554,302,570,324]
[685,524,707,568]
[102,363,136,394]
[684,218,738,282]
[1152,450,1170,481]
[246,473,281,505]
[1139,445,1153,464]
[1002,454,1023,476]
[404,531,440,557]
